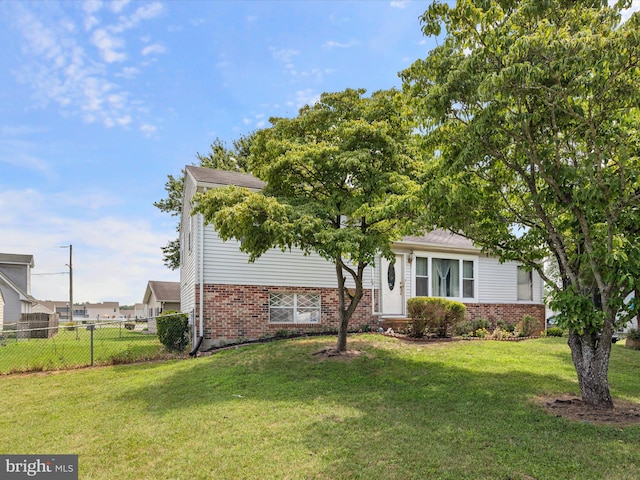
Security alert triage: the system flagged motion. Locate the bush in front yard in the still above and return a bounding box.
[546,326,564,337]
[156,312,189,351]
[407,297,466,338]
[516,315,540,337]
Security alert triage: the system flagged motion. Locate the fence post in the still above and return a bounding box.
[87,324,95,366]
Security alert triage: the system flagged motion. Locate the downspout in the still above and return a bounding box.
[199,207,204,340]
[190,190,206,357]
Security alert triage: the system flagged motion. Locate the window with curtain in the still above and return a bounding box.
[432,258,460,297]
[517,267,533,301]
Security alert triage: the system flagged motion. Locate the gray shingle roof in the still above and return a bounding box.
[399,230,477,250]
[147,281,180,302]
[186,165,265,190]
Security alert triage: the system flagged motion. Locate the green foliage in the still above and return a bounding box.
[156,312,189,352]
[465,318,492,337]
[496,320,516,334]
[475,328,489,339]
[155,135,254,270]
[516,315,541,338]
[403,0,640,406]
[194,88,425,351]
[546,327,564,337]
[407,297,466,338]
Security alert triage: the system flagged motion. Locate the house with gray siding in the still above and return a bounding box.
[180,166,545,350]
[0,253,35,328]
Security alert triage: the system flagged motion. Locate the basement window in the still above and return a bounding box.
[269,293,321,324]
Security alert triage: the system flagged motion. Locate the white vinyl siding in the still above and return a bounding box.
[202,227,362,289]
[476,256,543,303]
[179,178,199,315]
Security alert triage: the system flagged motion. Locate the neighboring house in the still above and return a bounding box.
[180,166,546,350]
[0,253,35,328]
[85,302,119,320]
[33,301,116,322]
[143,281,180,318]
[120,303,144,319]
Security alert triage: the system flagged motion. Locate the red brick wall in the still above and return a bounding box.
[196,284,376,345]
[196,283,546,345]
[464,303,546,333]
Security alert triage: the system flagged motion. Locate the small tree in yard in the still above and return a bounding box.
[194,88,423,353]
[402,1,640,408]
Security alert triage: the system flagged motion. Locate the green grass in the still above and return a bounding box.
[0,335,639,479]
[0,327,169,374]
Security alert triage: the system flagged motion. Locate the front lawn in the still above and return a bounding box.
[0,335,638,479]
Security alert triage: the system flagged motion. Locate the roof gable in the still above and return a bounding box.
[185,165,265,190]
[0,253,34,267]
[144,281,180,303]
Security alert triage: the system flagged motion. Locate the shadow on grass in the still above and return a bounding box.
[111,335,640,479]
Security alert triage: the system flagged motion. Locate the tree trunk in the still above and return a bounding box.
[567,331,614,409]
[335,262,364,352]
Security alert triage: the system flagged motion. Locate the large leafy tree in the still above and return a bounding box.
[402,0,640,408]
[155,135,253,269]
[193,88,423,352]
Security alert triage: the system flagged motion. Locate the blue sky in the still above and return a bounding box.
[0,0,434,305]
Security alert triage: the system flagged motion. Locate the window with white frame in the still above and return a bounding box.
[269,293,321,323]
[462,260,474,298]
[517,266,533,301]
[416,257,429,296]
[414,256,476,299]
[432,258,460,297]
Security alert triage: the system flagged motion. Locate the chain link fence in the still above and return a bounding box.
[0,318,175,375]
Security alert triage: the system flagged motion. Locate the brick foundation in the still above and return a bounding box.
[196,284,376,346]
[195,283,546,346]
[464,303,546,333]
[382,303,546,334]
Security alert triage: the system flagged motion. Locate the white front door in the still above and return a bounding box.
[381,254,404,316]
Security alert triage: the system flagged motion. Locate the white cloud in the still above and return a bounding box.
[323,40,360,49]
[115,66,140,79]
[287,89,320,109]
[140,123,157,135]
[390,1,409,8]
[10,2,165,131]
[83,0,103,15]
[141,43,166,56]
[110,0,130,14]
[0,129,55,179]
[92,28,126,63]
[270,47,299,64]
[0,188,176,304]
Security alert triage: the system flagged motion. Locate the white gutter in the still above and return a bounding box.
[199,190,205,339]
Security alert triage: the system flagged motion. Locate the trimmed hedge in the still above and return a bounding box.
[157,311,189,351]
[407,297,466,338]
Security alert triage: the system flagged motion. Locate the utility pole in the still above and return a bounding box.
[61,244,73,324]
[69,244,73,325]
